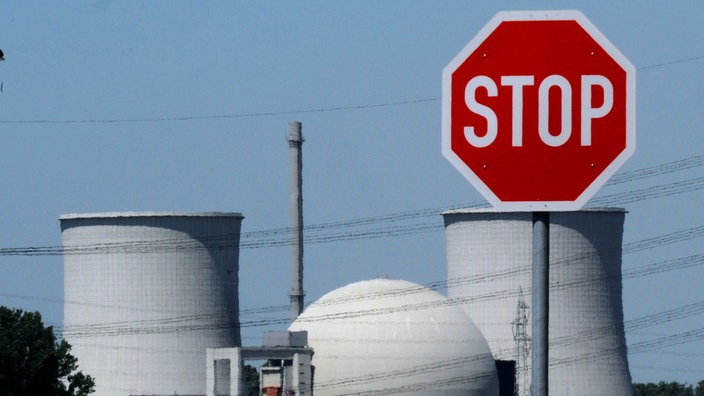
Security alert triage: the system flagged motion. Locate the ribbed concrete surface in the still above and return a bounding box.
[61,212,242,396]
[443,209,632,395]
[289,278,500,396]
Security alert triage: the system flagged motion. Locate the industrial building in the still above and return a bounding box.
[206,331,313,396]
[58,126,632,395]
[59,208,634,395]
[288,278,500,395]
[444,209,633,395]
[61,212,243,396]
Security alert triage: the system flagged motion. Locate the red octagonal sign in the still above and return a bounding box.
[442,10,635,211]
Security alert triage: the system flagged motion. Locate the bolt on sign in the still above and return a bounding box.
[442,10,635,211]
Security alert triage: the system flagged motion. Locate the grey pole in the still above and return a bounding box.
[288,121,304,321]
[531,211,549,396]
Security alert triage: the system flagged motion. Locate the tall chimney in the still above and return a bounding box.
[288,121,304,321]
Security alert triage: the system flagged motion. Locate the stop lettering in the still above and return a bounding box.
[464,74,613,148]
[441,10,636,211]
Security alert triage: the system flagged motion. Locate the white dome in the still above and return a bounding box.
[288,278,499,395]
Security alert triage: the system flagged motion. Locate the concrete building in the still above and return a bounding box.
[206,331,313,396]
[288,278,500,395]
[58,207,632,395]
[443,209,632,395]
[61,212,243,396]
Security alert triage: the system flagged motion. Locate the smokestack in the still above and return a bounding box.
[289,121,304,321]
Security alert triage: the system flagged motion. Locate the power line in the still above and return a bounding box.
[2,154,703,347]
[0,98,437,125]
[606,154,704,186]
[0,54,702,125]
[52,248,704,338]
[1,155,702,257]
[52,295,704,392]
[638,55,704,70]
[37,247,704,391]
[588,176,704,207]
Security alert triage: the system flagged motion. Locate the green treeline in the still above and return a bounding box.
[633,381,704,396]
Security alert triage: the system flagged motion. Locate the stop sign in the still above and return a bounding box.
[442,10,635,211]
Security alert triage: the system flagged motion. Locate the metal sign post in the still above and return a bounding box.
[531,212,549,396]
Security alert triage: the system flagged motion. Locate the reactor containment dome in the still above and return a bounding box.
[288,278,500,396]
[61,212,243,396]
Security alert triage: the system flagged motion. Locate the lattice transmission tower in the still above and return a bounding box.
[512,290,531,396]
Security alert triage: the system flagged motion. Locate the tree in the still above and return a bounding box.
[243,364,260,396]
[695,381,704,396]
[633,381,697,396]
[0,306,94,396]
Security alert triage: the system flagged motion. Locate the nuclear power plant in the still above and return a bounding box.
[58,124,633,395]
[60,208,633,395]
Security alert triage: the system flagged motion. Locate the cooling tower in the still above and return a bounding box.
[443,209,632,396]
[61,212,243,396]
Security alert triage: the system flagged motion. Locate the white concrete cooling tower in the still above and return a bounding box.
[443,209,632,395]
[61,212,243,396]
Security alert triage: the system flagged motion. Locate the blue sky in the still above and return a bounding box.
[1,1,702,385]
